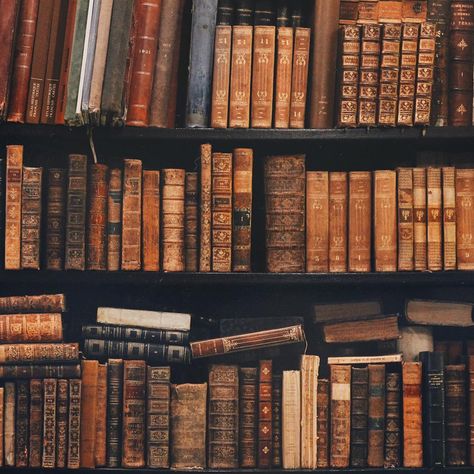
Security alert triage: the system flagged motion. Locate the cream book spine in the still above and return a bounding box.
[282,370,301,469]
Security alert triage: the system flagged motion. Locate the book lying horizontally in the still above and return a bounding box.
[313,300,382,323]
[405,299,474,327]
[327,354,403,365]
[0,364,81,379]
[0,343,79,364]
[0,294,66,313]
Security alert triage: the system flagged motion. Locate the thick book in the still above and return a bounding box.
[95,365,107,467]
[56,379,69,467]
[185,172,198,271]
[442,166,456,270]
[4,382,14,466]
[258,359,272,468]
[107,168,122,271]
[329,172,348,272]
[240,367,258,467]
[427,167,442,270]
[314,299,382,323]
[317,379,329,467]
[384,372,401,468]
[282,370,301,468]
[15,379,29,467]
[29,379,42,467]
[142,170,161,271]
[80,360,98,468]
[42,379,57,468]
[350,366,368,467]
[397,167,414,270]
[0,364,80,379]
[413,167,427,270]
[0,313,62,343]
[405,299,474,326]
[199,143,212,272]
[367,364,385,467]
[0,294,65,313]
[46,169,66,270]
[272,372,282,467]
[456,169,474,269]
[0,343,79,364]
[170,383,207,469]
[67,379,81,468]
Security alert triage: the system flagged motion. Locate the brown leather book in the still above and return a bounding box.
[46,169,66,270]
[384,372,401,468]
[185,172,198,271]
[107,168,122,271]
[368,364,385,467]
[65,154,88,271]
[0,294,65,313]
[264,155,306,272]
[258,360,272,468]
[0,343,78,364]
[306,171,329,272]
[0,313,62,343]
[336,25,361,127]
[232,148,253,271]
[4,382,14,466]
[106,359,123,467]
[42,378,57,468]
[397,167,414,271]
[350,366,368,467]
[374,170,397,272]
[15,379,29,467]
[122,360,146,468]
[170,383,207,469]
[310,0,341,128]
[413,167,427,270]
[67,379,81,468]
[358,0,380,24]
[330,364,351,468]
[442,166,456,270]
[272,372,282,467]
[403,0,428,21]
[402,361,423,467]
[349,171,371,272]
[56,379,68,468]
[29,379,42,467]
[240,367,258,467]
[378,0,402,22]
[5,145,23,270]
[449,1,474,126]
[142,170,161,271]
[121,159,142,271]
[162,169,185,272]
[87,164,108,271]
[200,143,212,272]
[317,379,329,467]
[146,366,170,468]
[126,0,162,126]
[80,360,98,468]
[21,166,42,269]
[95,365,107,467]
[469,355,474,464]
[7,0,39,122]
[329,172,348,272]
[456,169,474,270]
[427,167,442,271]
[340,0,360,24]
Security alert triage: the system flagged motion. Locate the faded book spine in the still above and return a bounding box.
[329,172,348,272]
[0,343,79,364]
[350,367,368,467]
[240,367,258,468]
[413,167,427,270]
[107,168,122,271]
[46,168,66,270]
[56,379,69,468]
[142,170,161,271]
[95,365,107,467]
[469,355,474,464]
[200,144,212,272]
[0,313,62,343]
[368,364,385,467]
[67,379,81,469]
[29,380,42,467]
[397,167,414,271]
[427,167,442,271]
[42,378,57,468]
[4,382,15,466]
[15,379,29,467]
[282,370,301,468]
[185,172,198,272]
[0,364,80,380]
[384,372,401,467]
[106,359,123,467]
[0,294,65,313]
[456,169,474,270]
[258,359,272,468]
[274,26,293,127]
[272,373,282,467]
[442,166,456,270]
[80,360,98,468]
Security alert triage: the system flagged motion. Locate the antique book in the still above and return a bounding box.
[185,172,198,271]
[170,383,207,469]
[15,379,29,467]
[142,170,160,271]
[258,360,272,468]
[67,379,82,468]
[95,365,107,466]
[0,156,4,266]
[329,172,348,272]
[314,299,382,322]
[5,145,23,270]
[220,316,304,336]
[200,144,212,272]
[406,299,474,326]
[367,364,385,467]
[0,294,65,313]
[56,379,69,468]
[456,169,474,269]
[469,355,474,464]
[0,343,79,364]
[0,313,62,343]
[374,170,397,271]
[413,167,427,270]
[233,148,253,272]
[349,171,371,272]
[240,367,258,467]
[210,0,234,127]
[442,166,456,270]
[378,0,402,21]
[350,366,368,467]
[272,372,282,467]
[330,364,351,468]
[80,360,98,468]
[212,153,232,271]
[4,382,15,466]
[300,355,319,468]
[427,167,442,270]
[317,379,329,467]
[0,364,80,379]
[340,0,360,23]
[435,341,464,363]
[384,372,401,467]
[0,387,3,465]
[29,380,42,467]
[282,370,301,469]
[106,359,123,467]
[207,365,239,468]
[147,366,170,468]
[310,0,341,127]
[42,378,57,468]
[402,361,423,467]
[329,354,403,364]
[121,159,142,270]
[162,169,185,272]
[397,167,414,270]
[107,168,122,271]
[46,169,66,270]
[306,171,329,272]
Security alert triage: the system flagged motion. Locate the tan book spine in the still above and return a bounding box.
[95,364,107,467]
[402,0,427,22]
[5,145,23,270]
[456,168,474,270]
[80,360,98,468]
[442,166,456,270]
[200,144,212,272]
[56,379,68,468]
[427,167,442,271]
[162,169,185,272]
[329,172,348,272]
[185,172,199,272]
[413,167,427,270]
[107,168,122,271]
[0,313,62,343]
[358,1,380,26]
[374,170,397,271]
[282,370,301,469]
[317,379,329,467]
[0,342,78,364]
[4,382,14,466]
[397,167,414,271]
[348,171,372,272]
[274,27,294,128]
[340,0,360,24]
[42,378,57,468]
[142,170,160,271]
[378,0,403,22]
[0,387,4,467]
[67,379,81,468]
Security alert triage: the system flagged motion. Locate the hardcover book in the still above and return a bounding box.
[142,170,161,271]
[80,360,98,468]
[329,172,348,272]
[258,359,273,468]
[200,144,212,272]
[282,370,301,468]
[368,364,385,467]
[42,378,57,468]
[456,169,474,269]
[442,166,456,270]
[317,379,329,467]
[67,379,82,468]
[29,379,42,467]
[15,379,29,467]
[384,372,401,468]
[107,168,122,271]
[106,359,123,467]
[397,167,414,270]
[0,313,62,343]
[185,172,199,271]
[350,366,368,467]
[240,367,258,467]
[57,379,69,468]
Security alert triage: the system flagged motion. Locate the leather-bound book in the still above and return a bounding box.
[456,169,474,270]
[121,159,142,271]
[258,360,272,468]
[310,0,341,128]
[229,0,254,127]
[374,170,397,271]
[106,359,123,467]
[397,167,414,271]
[446,364,467,465]
[211,0,234,128]
[126,0,162,126]
[402,361,423,467]
[397,23,419,126]
[208,365,239,468]
[162,168,185,272]
[427,167,442,271]
[29,380,42,467]
[170,383,207,469]
[350,366,368,467]
[272,372,282,467]
[146,366,170,468]
[403,0,428,21]
[469,355,474,464]
[67,379,81,468]
[306,171,329,272]
[413,167,427,270]
[0,294,65,313]
[185,172,198,271]
[233,148,252,271]
[329,172,348,272]
[0,387,3,465]
[378,0,403,21]
[282,370,301,468]
[336,25,361,127]
[419,351,445,466]
[340,0,360,23]
[80,360,98,468]
[349,171,371,272]
[367,364,385,467]
[46,169,66,270]
[200,144,212,272]
[378,24,402,125]
[5,145,23,270]
[0,314,61,342]
[0,364,80,380]
[95,365,107,466]
[107,168,122,271]
[384,372,401,468]
[65,154,87,270]
[42,378,57,468]
[449,1,474,126]
[4,382,14,466]
[142,170,161,271]
[15,379,29,467]
[0,157,4,267]
[56,379,69,468]
[330,364,351,468]
[0,342,77,364]
[358,24,382,126]
[442,166,456,270]
[240,367,258,467]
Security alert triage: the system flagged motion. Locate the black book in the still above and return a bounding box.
[276,0,289,27]
[254,0,275,25]
[350,366,368,467]
[235,0,254,25]
[291,0,303,27]
[217,0,234,25]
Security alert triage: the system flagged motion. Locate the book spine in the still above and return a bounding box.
[107,168,122,271]
[95,364,107,466]
[80,360,98,468]
[274,26,293,127]
[67,379,81,469]
[240,367,258,467]
[56,379,69,468]
[146,366,170,468]
[29,379,42,467]
[4,382,15,466]
[200,143,212,272]
[272,373,282,467]
[317,379,329,467]
[0,294,66,313]
[469,355,474,464]
[397,167,414,270]
[350,367,368,467]
[15,379,29,467]
[106,359,123,467]
[340,0,361,24]
[427,167,442,270]
[378,0,403,22]
[456,169,474,269]
[329,171,348,272]
[162,169,185,272]
[384,372,401,467]
[442,166,457,270]
[0,157,3,267]
[413,167,427,270]
[142,170,161,271]
[42,378,57,468]
[185,172,198,272]
[367,364,385,467]
[258,360,272,468]
[282,370,301,468]
[0,342,78,364]
[0,364,80,380]
[46,168,67,270]
[402,0,428,21]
